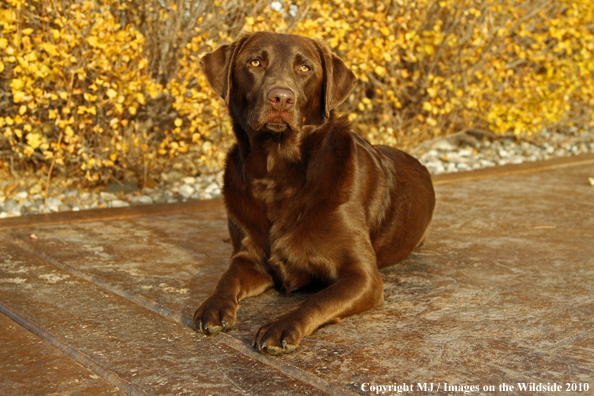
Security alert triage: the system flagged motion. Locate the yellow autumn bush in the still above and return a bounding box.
[1,0,593,184]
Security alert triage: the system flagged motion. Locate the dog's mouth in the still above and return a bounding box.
[260,112,293,133]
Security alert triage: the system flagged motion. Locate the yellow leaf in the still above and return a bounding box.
[129,106,137,115]
[246,17,254,26]
[380,27,391,36]
[0,38,7,49]
[40,42,59,57]
[110,153,117,162]
[106,89,117,99]
[0,60,3,73]
[13,91,25,103]
[26,132,43,149]
[174,118,183,127]
[22,28,34,35]
[19,105,27,115]
[10,78,25,91]
[374,66,386,76]
[59,91,68,100]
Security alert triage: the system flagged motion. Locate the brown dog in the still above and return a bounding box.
[193,31,435,355]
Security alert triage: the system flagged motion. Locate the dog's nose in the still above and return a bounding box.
[268,88,295,111]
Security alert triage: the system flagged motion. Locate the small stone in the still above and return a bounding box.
[58,204,71,212]
[182,177,197,184]
[131,195,153,205]
[432,139,457,151]
[100,192,118,201]
[498,149,510,158]
[63,189,79,198]
[111,200,130,208]
[3,199,17,211]
[9,204,23,215]
[30,184,43,195]
[446,163,458,173]
[166,171,185,181]
[178,184,195,198]
[509,156,524,165]
[204,184,220,196]
[46,197,63,207]
[16,191,28,200]
[103,181,138,194]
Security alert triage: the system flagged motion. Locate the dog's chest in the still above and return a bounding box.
[250,177,298,220]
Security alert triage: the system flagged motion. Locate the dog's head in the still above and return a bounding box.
[201,32,356,137]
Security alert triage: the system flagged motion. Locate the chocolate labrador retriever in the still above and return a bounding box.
[193,31,435,355]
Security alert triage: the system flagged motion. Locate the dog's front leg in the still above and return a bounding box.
[193,252,274,335]
[253,265,384,355]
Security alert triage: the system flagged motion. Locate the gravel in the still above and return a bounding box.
[1,129,593,218]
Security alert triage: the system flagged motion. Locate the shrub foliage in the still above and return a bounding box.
[1,0,593,183]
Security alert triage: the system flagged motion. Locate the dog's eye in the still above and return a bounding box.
[250,60,261,67]
[299,65,311,73]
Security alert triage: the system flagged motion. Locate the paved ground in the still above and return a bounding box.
[1,154,593,396]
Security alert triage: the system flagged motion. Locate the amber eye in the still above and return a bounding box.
[250,59,261,67]
[299,65,311,72]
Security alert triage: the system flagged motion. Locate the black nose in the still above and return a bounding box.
[267,88,295,111]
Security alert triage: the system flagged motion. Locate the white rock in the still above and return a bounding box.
[432,140,457,151]
[16,191,28,200]
[178,184,195,198]
[111,200,130,208]
[46,197,63,207]
[205,182,220,194]
[498,149,510,158]
[131,195,153,205]
[182,177,197,184]
[100,192,118,201]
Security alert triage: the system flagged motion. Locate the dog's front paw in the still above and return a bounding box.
[193,296,238,335]
[253,317,304,355]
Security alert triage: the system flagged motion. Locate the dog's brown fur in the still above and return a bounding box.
[193,32,435,355]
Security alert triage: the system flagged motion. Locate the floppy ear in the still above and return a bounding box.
[318,41,357,118]
[200,34,251,106]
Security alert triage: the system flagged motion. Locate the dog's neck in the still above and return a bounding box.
[233,123,326,183]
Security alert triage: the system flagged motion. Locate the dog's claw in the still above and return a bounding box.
[282,339,287,349]
[258,342,266,351]
[198,321,203,332]
[221,321,226,329]
[252,340,256,348]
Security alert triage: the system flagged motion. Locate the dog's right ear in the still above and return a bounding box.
[200,34,251,106]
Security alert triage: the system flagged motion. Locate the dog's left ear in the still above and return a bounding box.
[200,33,251,106]
[316,40,357,118]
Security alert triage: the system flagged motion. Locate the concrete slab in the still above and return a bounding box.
[0,313,123,395]
[1,153,593,395]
